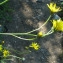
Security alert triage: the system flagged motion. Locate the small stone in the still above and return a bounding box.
[53,14,61,20]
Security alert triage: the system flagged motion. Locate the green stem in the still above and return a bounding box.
[5,47,31,55]
[44,31,54,36]
[43,27,54,37]
[26,15,51,34]
[3,59,12,61]
[8,55,23,60]
[11,34,36,41]
[0,0,8,5]
[0,33,37,36]
[0,33,37,41]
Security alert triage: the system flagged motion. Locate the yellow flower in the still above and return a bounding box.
[37,32,43,37]
[0,45,3,51]
[52,19,63,31]
[47,3,61,13]
[3,50,9,58]
[29,42,40,50]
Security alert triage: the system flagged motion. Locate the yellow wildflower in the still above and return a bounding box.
[37,32,43,37]
[3,50,9,58]
[52,19,63,31]
[47,3,61,13]
[29,42,40,50]
[0,45,3,51]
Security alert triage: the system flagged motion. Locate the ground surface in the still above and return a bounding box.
[1,0,63,63]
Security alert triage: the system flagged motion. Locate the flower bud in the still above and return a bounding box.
[37,32,43,37]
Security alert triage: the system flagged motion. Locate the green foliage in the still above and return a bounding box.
[0,0,12,24]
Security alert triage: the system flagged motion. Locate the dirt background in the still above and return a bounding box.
[1,0,63,63]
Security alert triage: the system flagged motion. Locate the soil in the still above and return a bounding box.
[0,0,63,63]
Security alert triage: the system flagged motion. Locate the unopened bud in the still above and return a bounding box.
[37,32,43,37]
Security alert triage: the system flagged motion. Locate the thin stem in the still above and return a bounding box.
[26,15,51,34]
[0,33,37,41]
[3,59,12,61]
[5,47,31,55]
[0,0,8,5]
[46,27,53,34]
[43,27,54,37]
[8,55,23,60]
[45,31,54,36]
[11,34,36,41]
[0,33,37,36]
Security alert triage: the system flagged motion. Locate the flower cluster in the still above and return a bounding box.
[0,41,10,59]
[47,2,63,31]
[0,2,63,63]
[36,2,63,38]
[25,2,63,51]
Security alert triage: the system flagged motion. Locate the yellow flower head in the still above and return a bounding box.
[52,19,63,31]
[3,50,10,58]
[47,3,62,13]
[37,32,43,37]
[29,42,40,50]
[0,45,3,51]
